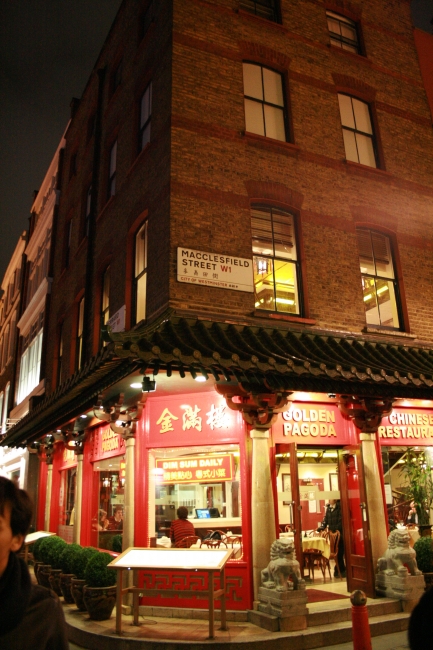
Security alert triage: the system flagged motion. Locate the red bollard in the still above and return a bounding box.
[351,590,372,650]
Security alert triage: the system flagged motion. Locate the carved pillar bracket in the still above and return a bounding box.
[93,392,147,439]
[216,382,292,603]
[39,435,56,465]
[339,396,393,433]
[339,395,394,579]
[57,429,88,455]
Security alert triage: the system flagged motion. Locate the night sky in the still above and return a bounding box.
[0,0,432,281]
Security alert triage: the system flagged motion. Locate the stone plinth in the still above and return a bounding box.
[376,572,425,602]
[258,585,307,630]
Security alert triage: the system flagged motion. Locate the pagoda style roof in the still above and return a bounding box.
[3,311,433,447]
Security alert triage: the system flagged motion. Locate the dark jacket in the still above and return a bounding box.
[0,552,69,650]
[318,502,342,533]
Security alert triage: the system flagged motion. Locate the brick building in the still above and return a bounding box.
[3,0,433,610]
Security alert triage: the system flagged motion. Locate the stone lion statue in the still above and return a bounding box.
[377,528,422,576]
[261,539,304,591]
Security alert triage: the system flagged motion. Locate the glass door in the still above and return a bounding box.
[338,447,375,597]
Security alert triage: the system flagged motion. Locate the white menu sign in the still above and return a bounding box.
[177,247,253,292]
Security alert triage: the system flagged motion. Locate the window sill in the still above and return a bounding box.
[253,310,316,325]
[243,132,300,157]
[363,326,416,340]
[345,160,391,181]
[327,43,371,65]
[236,8,285,31]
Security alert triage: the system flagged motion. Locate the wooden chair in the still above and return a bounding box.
[328,530,343,579]
[284,524,294,532]
[174,535,200,548]
[201,538,227,548]
[206,530,227,541]
[225,535,243,560]
[303,549,325,580]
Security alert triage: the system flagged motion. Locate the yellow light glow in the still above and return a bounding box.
[363,293,372,302]
[377,285,389,295]
[276,297,294,305]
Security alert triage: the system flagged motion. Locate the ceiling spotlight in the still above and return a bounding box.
[327,393,336,399]
[195,376,207,382]
[142,376,156,392]
[80,414,87,419]
[130,382,142,389]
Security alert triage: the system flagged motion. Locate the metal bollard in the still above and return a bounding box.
[351,590,372,650]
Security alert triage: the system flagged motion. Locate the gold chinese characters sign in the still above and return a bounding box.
[155,453,234,484]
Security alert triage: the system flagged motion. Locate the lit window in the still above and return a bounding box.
[357,229,401,329]
[239,0,280,22]
[139,83,152,152]
[101,267,110,346]
[76,297,85,370]
[338,94,377,168]
[108,140,117,198]
[252,206,301,314]
[326,11,360,54]
[17,326,43,404]
[134,223,147,324]
[243,63,286,142]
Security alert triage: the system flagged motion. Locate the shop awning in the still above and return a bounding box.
[3,311,433,447]
[109,312,433,399]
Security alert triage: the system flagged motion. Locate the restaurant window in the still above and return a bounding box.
[60,466,76,527]
[252,205,301,314]
[338,94,377,168]
[107,140,117,198]
[149,445,242,543]
[239,0,280,22]
[326,11,360,54]
[133,222,147,324]
[93,456,125,550]
[139,82,152,152]
[100,267,110,346]
[357,229,401,329]
[243,63,287,142]
[76,296,85,370]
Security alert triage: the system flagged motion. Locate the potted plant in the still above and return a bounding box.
[70,546,99,611]
[111,534,123,553]
[32,536,47,584]
[38,536,64,589]
[414,536,433,589]
[58,543,82,603]
[47,537,67,596]
[83,552,117,620]
[401,447,433,535]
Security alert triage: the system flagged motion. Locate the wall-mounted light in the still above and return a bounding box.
[142,376,156,392]
[102,477,110,488]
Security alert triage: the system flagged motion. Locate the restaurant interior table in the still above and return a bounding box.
[108,547,233,639]
[302,536,330,559]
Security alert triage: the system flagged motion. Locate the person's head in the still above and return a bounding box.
[177,506,188,520]
[410,501,415,510]
[329,500,336,506]
[113,506,123,520]
[0,477,33,576]
[408,586,433,649]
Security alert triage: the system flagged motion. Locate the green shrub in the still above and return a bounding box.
[39,536,66,566]
[112,535,123,553]
[70,546,99,580]
[32,536,46,562]
[59,543,82,574]
[84,552,116,588]
[47,537,68,569]
[414,536,433,573]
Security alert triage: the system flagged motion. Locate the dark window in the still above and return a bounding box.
[107,140,117,198]
[84,185,92,238]
[338,94,377,168]
[357,229,401,330]
[76,296,85,370]
[100,267,110,346]
[243,63,286,141]
[139,83,152,152]
[87,113,96,142]
[111,60,122,95]
[133,222,147,324]
[239,0,280,22]
[252,206,301,314]
[64,220,73,269]
[139,1,154,40]
[57,322,63,386]
[69,153,77,179]
[326,11,360,54]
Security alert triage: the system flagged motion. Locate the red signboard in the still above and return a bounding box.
[155,453,233,483]
[59,445,77,470]
[92,424,126,461]
[379,408,433,446]
[272,402,356,446]
[145,392,243,447]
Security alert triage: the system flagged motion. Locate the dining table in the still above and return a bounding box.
[302,535,331,559]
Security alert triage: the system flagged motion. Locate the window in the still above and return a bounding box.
[17,324,43,404]
[101,267,110,346]
[108,140,117,198]
[326,11,360,54]
[134,223,147,324]
[64,220,73,269]
[76,297,85,370]
[0,392,3,434]
[239,0,280,22]
[69,153,77,180]
[252,206,301,314]
[338,94,377,168]
[87,113,96,142]
[1,384,9,434]
[111,60,122,96]
[139,83,152,152]
[139,1,153,40]
[2,324,10,369]
[357,229,401,329]
[243,63,286,141]
[84,185,92,238]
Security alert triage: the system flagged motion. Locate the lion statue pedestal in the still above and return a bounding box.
[375,528,425,610]
[257,539,307,632]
